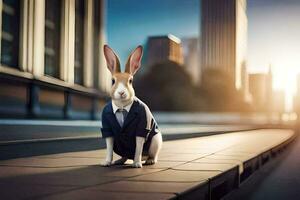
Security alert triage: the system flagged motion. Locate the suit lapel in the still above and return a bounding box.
[106,102,122,132]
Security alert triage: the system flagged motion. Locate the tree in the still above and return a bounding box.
[135,61,202,111]
[200,68,252,112]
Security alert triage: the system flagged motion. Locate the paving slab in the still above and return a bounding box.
[0,167,123,187]
[142,161,185,169]
[128,169,220,182]
[158,153,210,162]
[0,183,77,200]
[90,180,200,194]
[0,129,295,200]
[0,157,101,168]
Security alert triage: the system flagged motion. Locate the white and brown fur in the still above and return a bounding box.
[101,45,163,168]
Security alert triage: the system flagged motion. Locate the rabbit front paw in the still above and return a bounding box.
[132,161,143,168]
[100,160,112,167]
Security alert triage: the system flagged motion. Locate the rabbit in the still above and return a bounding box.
[100,45,163,168]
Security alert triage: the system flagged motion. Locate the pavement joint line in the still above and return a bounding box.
[171,168,223,172]
[84,189,176,195]
[125,179,205,183]
[0,164,92,168]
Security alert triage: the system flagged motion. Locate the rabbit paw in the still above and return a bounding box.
[100,160,112,167]
[132,161,143,168]
[145,158,157,165]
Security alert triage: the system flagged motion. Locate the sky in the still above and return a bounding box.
[106,0,300,110]
[105,0,199,66]
[247,0,300,110]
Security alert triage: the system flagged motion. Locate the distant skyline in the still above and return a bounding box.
[106,0,300,71]
[106,0,300,110]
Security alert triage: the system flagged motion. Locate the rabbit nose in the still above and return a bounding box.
[119,91,125,96]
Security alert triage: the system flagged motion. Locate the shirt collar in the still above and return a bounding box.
[111,101,134,114]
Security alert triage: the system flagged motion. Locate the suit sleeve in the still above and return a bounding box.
[136,106,152,138]
[101,112,113,138]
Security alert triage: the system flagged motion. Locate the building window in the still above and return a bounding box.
[74,0,84,85]
[44,0,61,78]
[1,0,20,68]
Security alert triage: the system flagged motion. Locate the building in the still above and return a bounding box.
[181,37,200,84]
[293,74,300,113]
[146,34,183,68]
[248,72,273,112]
[0,0,110,120]
[201,0,248,92]
[272,90,285,114]
[249,74,268,111]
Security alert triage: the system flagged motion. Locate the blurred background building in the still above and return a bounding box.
[201,0,248,94]
[146,34,183,68]
[248,68,275,112]
[181,37,200,84]
[0,0,110,120]
[249,73,268,111]
[293,74,300,113]
[272,90,285,114]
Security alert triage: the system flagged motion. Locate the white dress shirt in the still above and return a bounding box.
[112,101,133,126]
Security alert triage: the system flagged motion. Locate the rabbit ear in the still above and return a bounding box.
[103,45,121,74]
[125,45,143,75]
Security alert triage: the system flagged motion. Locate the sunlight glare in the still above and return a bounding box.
[272,65,299,112]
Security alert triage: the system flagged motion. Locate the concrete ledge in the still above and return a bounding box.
[0,129,296,200]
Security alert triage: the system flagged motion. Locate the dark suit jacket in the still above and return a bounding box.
[101,98,159,159]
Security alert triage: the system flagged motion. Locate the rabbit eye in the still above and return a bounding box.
[112,79,115,85]
[129,79,133,84]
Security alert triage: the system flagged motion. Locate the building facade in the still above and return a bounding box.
[272,90,285,114]
[248,74,268,111]
[146,34,183,68]
[201,0,248,91]
[181,37,200,84]
[293,74,300,113]
[248,72,274,112]
[0,0,110,120]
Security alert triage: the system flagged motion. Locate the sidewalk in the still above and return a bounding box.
[0,129,295,200]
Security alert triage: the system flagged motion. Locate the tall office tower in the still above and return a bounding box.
[201,0,248,91]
